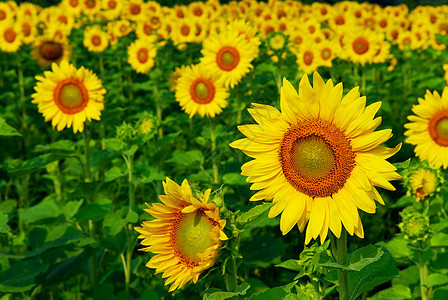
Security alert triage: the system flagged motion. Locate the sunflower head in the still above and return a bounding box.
[403,161,439,202]
[231,72,401,244]
[135,178,227,292]
[398,207,430,243]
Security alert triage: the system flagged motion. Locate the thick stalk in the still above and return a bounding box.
[210,118,219,184]
[224,254,238,294]
[337,230,349,300]
[123,154,135,212]
[418,242,428,300]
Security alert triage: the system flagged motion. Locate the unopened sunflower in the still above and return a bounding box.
[175,64,229,118]
[404,87,448,169]
[135,178,227,292]
[231,72,401,244]
[127,38,157,74]
[31,61,106,133]
[201,30,260,88]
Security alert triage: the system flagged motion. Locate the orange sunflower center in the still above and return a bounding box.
[70,0,79,7]
[85,0,96,9]
[91,35,101,46]
[335,15,345,25]
[107,0,117,9]
[0,10,6,20]
[193,7,203,16]
[39,41,63,61]
[216,46,240,71]
[279,118,356,198]
[181,24,190,36]
[171,209,216,267]
[137,48,148,63]
[22,23,31,36]
[303,51,314,65]
[429,111,448,146]
[190,78,215,104]
[353,37,369,54]
[4,28,16,43]
[130,4,141,15]
[54,79,89,114]
[321,48,331,60]
[143,23,152,35]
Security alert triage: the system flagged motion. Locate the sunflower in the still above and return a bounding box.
[175,64,229,118]
[83,25,109,53]
[82,0,101,16]
[344,29,383,66]
[409,168,437,201]
[124,0,146,21]
[168,65,189,92]
[134,178,227,292]
[32,34,71,67]
[61,0,83,16]
[0,2,13,22]
[17,15,37,44]
[31,61,106,133]
[127,38,157,74]
[292,42,321,74]
[404,87,448,169]
[230,72,401,244]
[0,20,23,53]
[201,30,260,88]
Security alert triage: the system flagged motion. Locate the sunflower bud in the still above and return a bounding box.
[116,122,136,144]
[398,207,429,243]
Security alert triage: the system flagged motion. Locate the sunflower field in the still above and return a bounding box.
[3,0,448,299]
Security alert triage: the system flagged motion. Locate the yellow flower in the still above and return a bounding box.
[0,20,23,53]
[135,178,227,292]
[344,29,383,66]
[292,42,321,74]
[175,64,229,118]
[127,38,157,74]
[61,0,83,16]
[82,0,101,16]
[231,72,401,244]
[31,61,106,133]
[410,169,437,201]
[0,2,14,22]
[83,25,109,53]
[201,29,260,88]
[404,87,448,169]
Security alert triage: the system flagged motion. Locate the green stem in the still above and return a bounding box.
[361,66,366,94]
[224,254,238,294]
[83,129,92,182]
[418,243,428,300]
[210,118,219,184]
[337,230,349,300]
[124,154,135,212]
[154,83,164,138]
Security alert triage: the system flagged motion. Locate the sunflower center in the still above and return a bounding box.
[270,35,285,50]
[107,0,116,9]
[280,118,356,198]
[130,4,140,15]
[303,51,313,65]
[190,78,215,104]
[181,25,190,36]
[353,37,369,54]
[54,79,89,114]
[85,0,95,9]
[322,48,331,60]
[4,28,16,43]
[22,23,31,36]
[143,24,152,35]
[335,15,345,25]
[70,0,79,7]
[216,46,240,71]
[40,41,63,61]
[0,10,6,20]
[429,112,448,146]
[173,210,215,265]
[137,48,148,63]
[91,35,101,46]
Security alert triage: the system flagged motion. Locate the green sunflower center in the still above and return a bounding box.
[60,84,84,108]
[54,79,89,114]
[291,136,335,181]
[190,78,215,104]
[436,117,448,140]
[222,51,235,66]
[216,46,240,71]
[194,82,209,99]
[173,210,215,264]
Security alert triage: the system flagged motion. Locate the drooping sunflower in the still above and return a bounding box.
[409,168,437,201]
[230,72,401,244]
[175,64,229,118]
[32,34,71,67]
[83,25,109,53]
[201,30,260,88]
[134,178,227,292]
[404,87,448,169]
[127,38,157,74]
[31,61,106,133]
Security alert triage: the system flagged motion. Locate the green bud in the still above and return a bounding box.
[398,207,429,243]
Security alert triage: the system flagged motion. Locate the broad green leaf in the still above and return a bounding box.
[377,235,412,262]
[125,211,138,223]
[392,159,411,170]
[222,173,247,185]
[0,118,21,136]
[104,138,126,154]
[236,203,274,228]
[0,200,17,213]
[105,166,126,182]
[138,289,159,300]
[368,284,412,300]
[248,281,297,300]
[0,212,10,234]
[428,274,448,288]
[62,200,83,219]
[203,283,250,300]
[0,259,49,292]
[348,245,398,300]
[139,166,165,183]
[103,212,126,235]
[122,144,138,157]
[5,154,69,178]
[73,203,111,222]
[241,234,288,268]
[18,197,62,224]
[34,140,76,154]
[433,288,448,300]
[169,149,204,166]
[276,259,302,272]
[431,232,448,247]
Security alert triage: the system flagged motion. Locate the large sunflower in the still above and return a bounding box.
[134,178,227,292]
[404,87,448,169]
[230,72,401,244]
[31,61,106,133]
[175,64,229,118]
[200,30,260,88]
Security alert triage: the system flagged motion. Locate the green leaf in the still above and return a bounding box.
[368,284,412,299]
[431,232,448,247]
[428,274,448,288]
[236,203,274,228]
[103,212,126,236]
[315,246,383,272]
[5,154,69,177]
[241,234,288,268]
[104,138,126,154]
[0,199,17,213]
[34,140,76,154]
[0,212,11,234]
[0,259,49,292]
[377,235,412,262]
[348,245,398,300]
[222,173,247,185]
[248,281,297,300]
[393,158,411,170]
[73,203,111,222]
[0,118,21,136]
[276,259,302,272]
[18,197,62,224]
[169,150,204,166]
[433,288,448,300]
[123,144,138,157]
[203,283,250,300]
[125,211,138,223]
[105,167,126,182]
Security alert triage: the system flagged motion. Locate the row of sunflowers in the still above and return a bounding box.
[2,0,448,299]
